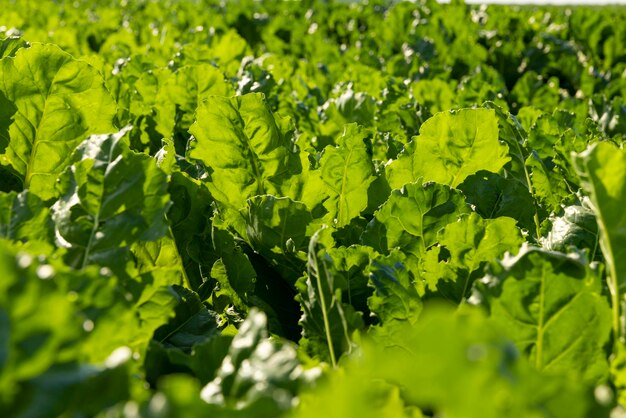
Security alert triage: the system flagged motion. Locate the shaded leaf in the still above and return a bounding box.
[477,246,611,383]
[51,128,170,269]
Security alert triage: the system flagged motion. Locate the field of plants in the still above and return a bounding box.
[3,0,626,416]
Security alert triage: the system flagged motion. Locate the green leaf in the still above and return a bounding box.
[544,204,599,257]
[243,195,312,284]
[200,309,316,417]
[573,142,626,342]
[51,128,170,269]
[297,228,364,366]
[458,171,536,232]
[0,36,27,59]
[325,245,377,315]
[167,172,214,291]
[131,234,188,289]
[432,213,523,303]
[296,306,601,418]
[362,181,470,258]
[387,108,509,189]
[0,190,52,242]
[368,251,422,325]
[154,64,234,139]
[0,43,117,199]
[477,246,612,383]
[320,123,376,228]
[150,286,220,357]
[188,93,302,212]
[211,253,256,313]
[526,151,572,213]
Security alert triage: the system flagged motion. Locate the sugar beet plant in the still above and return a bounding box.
[3,0,626,416]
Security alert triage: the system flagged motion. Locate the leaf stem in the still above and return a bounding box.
[315,252,338,368]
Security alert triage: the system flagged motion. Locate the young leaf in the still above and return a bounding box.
[430,213,523,303]
[0,43,117,200]
[387,108,509,189]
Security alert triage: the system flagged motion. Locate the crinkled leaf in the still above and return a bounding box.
[325,245,377,315]
[362,181,470,258]
[368,251,422,325]
[154,64,233,139]
[243,195,312,284]
[51,128,170,269]
[387,108,509,189]
[431,213,523,303]
[544,204,599,256]
[0,43,117,199]
[458,171,536,232]
[0,190,52,242]
[188,93,302,213]
[527,152,572,212]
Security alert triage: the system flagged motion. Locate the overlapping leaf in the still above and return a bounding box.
[297,228,364,366]
[51,128,170,269]
[362,181,470,258]
[573,142,626,341]
[387,108,509,189]
[0,43,117,199]
[188,93,302,212]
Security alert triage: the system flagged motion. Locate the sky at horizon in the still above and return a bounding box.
[439,0,626,4]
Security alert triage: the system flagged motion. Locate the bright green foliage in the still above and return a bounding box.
[188,94,301,212]
[0,43,116,200]
[478,246,612,383]
[154,64,234,139]
[0,191,52,242]
[387,109,509,189]
[363,181,470,258]
[294,307,602,418]
[4,0,626,416]
[320,124,375,228]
